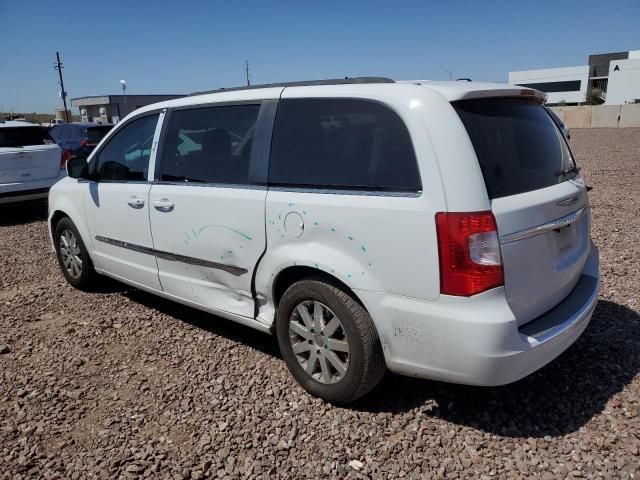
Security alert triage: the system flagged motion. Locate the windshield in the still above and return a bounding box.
[454,98,576,199]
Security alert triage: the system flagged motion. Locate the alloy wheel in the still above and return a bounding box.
[288,300,350,384]
[59,229,83,279]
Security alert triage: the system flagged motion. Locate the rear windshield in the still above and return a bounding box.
[0,126,54,148]
[453,98,575,199]
[85,126,112,142]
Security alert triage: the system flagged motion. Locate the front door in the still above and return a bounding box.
[84,112,163,290]
[149,102,270,317]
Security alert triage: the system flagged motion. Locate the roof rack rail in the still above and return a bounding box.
[190,77,395,96]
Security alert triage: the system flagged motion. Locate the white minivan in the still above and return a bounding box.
[48,78,599,403]
[1,121,65,204]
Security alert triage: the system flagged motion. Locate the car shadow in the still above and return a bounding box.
[117,290,638,437]
[124,289,280,360]
[352,299,639,437]
[0,200,48,226]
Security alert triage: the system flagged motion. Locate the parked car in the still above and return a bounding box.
[49,123,114,158]
[545,106,571,141]
[0,120,65,204]
[48,78,599,403]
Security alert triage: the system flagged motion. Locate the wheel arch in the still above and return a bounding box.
[50,209,68,233]
[272,265,367,311]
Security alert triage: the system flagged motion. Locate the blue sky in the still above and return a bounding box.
[1,0,639,113]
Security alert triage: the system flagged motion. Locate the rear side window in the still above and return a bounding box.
[0,127,54,148]
[269,98,421,191]
[160,104,260,185]
[454,98,575,199]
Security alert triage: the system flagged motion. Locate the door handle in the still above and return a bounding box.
[153,198,174,212]
[127,196,145,209]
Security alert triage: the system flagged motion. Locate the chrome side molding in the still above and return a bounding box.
[94,235,248,276]
[500,206,586,244]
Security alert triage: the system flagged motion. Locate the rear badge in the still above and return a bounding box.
[556,195,580,207]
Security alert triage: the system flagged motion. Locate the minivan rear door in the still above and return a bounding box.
[0,126,61,183]
[454,98,590,325]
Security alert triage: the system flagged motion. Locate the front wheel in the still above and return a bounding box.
[276,278,386,404]
[54,217,97,290]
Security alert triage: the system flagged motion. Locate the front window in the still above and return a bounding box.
[94,114,159,181]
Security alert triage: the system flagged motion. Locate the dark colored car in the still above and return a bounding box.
[49,123,114,157]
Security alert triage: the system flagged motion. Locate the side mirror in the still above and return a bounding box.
[66,156,90,179]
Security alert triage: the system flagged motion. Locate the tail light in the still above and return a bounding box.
[435,211,503,296]
[60,149,72,168]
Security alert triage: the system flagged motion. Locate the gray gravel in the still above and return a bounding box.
[1,128,639,479]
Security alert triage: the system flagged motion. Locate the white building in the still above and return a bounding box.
[508,66,589,105]
[508,50,640,106]
[605,51,640,105]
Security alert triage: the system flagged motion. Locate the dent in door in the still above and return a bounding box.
[174,223,256,311]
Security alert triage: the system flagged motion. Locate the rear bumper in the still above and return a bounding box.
[357,243,600,386]
[0,170,66,205]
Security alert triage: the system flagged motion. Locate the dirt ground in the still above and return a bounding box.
[1,128,639,479]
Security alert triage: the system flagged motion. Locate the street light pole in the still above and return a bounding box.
[120,80,127,117]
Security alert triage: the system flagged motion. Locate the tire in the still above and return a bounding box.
[276,278,386,404]
[53,217,97,290]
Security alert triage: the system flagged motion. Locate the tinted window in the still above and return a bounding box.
[516,80,581,93]
[85,126,112,143]
[454,98,575,199]
[0,127,54,148]
[95,114,159,181]
[269,98,420,191]
[161,104,260,184]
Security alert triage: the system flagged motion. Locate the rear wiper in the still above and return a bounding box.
[556,164,581,177]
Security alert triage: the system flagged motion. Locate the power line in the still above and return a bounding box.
[53,52,70,123]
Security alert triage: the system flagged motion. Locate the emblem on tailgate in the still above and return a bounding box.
[556,194,580,206]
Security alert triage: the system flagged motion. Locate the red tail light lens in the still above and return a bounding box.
[435,211,504,296]
[60,149,72,168]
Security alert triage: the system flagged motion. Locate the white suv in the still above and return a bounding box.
[48,78,599,403]
[1,121,65,204]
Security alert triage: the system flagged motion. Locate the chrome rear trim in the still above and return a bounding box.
[500,206,586,244]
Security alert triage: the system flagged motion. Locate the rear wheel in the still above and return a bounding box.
[54,217,97,290]
[276,278,385,404]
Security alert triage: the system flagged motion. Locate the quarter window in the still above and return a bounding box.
[269,98,421,191]
[160,104,261,185]
[95,114,159,181]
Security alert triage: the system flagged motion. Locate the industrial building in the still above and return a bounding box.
[509,50,640,106]
[71,94,185,124]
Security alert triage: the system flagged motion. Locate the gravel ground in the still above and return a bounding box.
[1,128,639,479]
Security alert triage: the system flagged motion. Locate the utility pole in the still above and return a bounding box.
[53,52,70,122]
[245,60,251,86]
